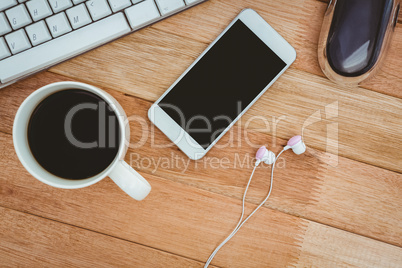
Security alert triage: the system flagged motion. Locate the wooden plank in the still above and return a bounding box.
[0,71,402,241]
[128,126,402,249]
[295,221,402,268]
[0,72,401,247]
[0,0,400,266]
[0,133,304,267]
[0,131,401,267]
[7,61,402,175]
[0,207,209,267]
[49,0,402,99]
[248,68,402,173]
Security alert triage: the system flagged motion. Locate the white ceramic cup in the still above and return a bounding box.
[13,81,151,201]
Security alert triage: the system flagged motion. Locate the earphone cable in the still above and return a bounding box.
[205,165,257,266]
[204,148,286,267]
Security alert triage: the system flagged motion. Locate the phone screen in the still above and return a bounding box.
[158,20,287,149]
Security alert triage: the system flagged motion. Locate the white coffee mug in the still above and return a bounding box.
[13,81,151,201]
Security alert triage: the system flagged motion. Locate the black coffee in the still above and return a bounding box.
[27,89,120,180]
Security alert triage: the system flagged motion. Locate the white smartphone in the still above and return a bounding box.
[148,9,296,160]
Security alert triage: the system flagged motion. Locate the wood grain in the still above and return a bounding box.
[0,130,401,267]
[46,0,402,173]
[0,207,211,267]
[101,77,402,248]
[0,132,304,268]
[50,0,402,98]
[1,72,401,249]
[296,221,402,268]
[1,0,401,266]
[0,73,402,246]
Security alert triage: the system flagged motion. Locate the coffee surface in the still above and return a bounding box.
[28,89,120,180]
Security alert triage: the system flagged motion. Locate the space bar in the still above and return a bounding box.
[0,13,130,84]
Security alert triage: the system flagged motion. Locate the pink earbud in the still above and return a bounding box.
[284,135,306,155]
[213,136,306,266]
[255,146,275,166]
[255,136,306,166]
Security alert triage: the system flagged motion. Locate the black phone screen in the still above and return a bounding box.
[158,20,287,149]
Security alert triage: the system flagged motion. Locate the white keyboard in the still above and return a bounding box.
[0,0,207,88]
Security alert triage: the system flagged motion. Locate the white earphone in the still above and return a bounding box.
[204,135,306,267]
[255,145,276,166]
[284,135,306,155]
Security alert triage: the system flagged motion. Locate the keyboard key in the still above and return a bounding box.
[125,0,160,29]
[0,13,12,36]
[25,20,52,45]
[18,0,28,2]
[26,0,53,22]
[48,0,73,13]
[66,4,91,29]
[0,37,11,59]
[86,0,112,21]
[72,0,86,3]
[5,4,32,30]
[46,12,72,37]
[155,0,185,15]
[5,29,31,54]
[0,13,130,83]
[184,0,198,4]
[108,0,132,12]
[0,0,18,12]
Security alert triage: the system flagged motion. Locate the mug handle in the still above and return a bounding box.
[109,160,151,201]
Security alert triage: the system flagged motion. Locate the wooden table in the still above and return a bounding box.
[1,0,401,267]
